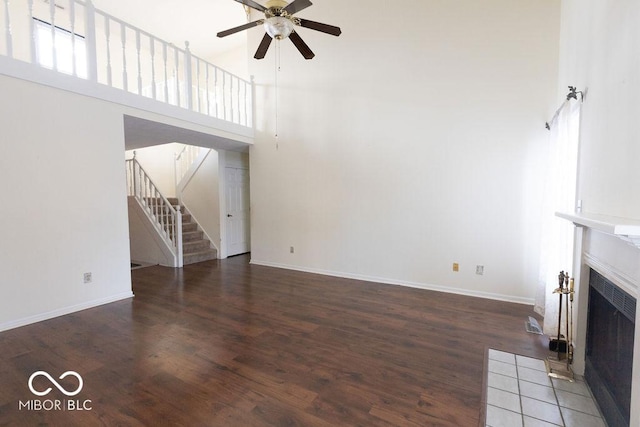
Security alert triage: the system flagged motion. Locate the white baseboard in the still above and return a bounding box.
[0,292,135,333]
[250,259,534,306]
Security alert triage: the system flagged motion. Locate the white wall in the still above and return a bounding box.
[127,197,176,266]
[0,74,133,331]
[558,0,640,424]
[248,0,560,303]
[182,149,222,253]
[559,0,640,219]
[211,46,250,80]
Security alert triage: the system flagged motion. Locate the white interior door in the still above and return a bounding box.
[225,167,250,256]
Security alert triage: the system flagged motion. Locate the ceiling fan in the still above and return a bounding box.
[217,0,341,60]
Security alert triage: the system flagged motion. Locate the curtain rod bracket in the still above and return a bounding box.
[546,86,584,130]
[566,86,584,102]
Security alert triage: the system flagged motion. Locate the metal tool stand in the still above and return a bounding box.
[545,271,575,382]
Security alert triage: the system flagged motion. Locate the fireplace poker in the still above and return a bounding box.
[568,277,575,364]
[550,271,569,360]
[554,271,566,360]
[564,273,570,367]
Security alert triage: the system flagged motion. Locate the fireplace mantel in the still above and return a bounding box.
[556,212,640,249]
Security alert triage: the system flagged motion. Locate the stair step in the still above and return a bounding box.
[183,248,217,265]
[167,197,179,205]
[183,239,211,253]
[182,230,204,242]
[182,223,198,233]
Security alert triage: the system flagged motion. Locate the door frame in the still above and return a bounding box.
[218,150,250,259]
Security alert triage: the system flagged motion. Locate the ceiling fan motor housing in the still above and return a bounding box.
[265,0,288,9]
[218,0,341,60]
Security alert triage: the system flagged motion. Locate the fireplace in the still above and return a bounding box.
[586,269,636,427]
[555,211,640,426]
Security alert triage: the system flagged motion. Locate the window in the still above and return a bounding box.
[34,18,87,78]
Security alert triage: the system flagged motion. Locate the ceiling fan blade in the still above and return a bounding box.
[217,20,264,38]
[283,0,313,15]
[289,31,315,60]
[254,33,273,59]
[297,18,341,36]
[233,0,267,12]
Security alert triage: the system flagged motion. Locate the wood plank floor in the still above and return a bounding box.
[0,255,549,426]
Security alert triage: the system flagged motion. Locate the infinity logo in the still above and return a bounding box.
[28,371,84,397]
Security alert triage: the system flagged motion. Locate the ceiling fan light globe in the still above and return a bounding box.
[264,16,294,40]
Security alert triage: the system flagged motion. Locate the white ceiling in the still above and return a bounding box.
[92,0,250,59]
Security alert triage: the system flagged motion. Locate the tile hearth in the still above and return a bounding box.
[485,349,606,427]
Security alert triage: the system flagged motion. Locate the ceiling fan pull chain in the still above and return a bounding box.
[275,40,280,145]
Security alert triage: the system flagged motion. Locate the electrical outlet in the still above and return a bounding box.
[290,246,294,254]
[453,263,459,272]
[83,272,92,284]
[476,265,484,275]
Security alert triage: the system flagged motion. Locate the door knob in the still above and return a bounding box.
[227,214,233,217]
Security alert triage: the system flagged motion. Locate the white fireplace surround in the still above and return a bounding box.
[556,211,640,426]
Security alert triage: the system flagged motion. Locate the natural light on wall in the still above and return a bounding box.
[34,18,87,78]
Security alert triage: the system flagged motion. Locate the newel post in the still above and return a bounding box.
[176,210,183,268]
[184,41,193,111]
[84,0,98,82]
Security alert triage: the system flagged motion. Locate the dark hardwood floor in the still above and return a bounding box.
[0,255,548,426]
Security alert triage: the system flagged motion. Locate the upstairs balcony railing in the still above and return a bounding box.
[0,0,253,128]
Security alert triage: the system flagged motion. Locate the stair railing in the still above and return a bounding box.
[1,0,253,128]
[126,154,183,267]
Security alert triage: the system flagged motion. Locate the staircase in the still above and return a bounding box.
[168,198,217,265]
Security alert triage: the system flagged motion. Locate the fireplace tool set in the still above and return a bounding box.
[545,270,575,381]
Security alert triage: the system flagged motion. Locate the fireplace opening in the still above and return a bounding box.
[586,269,636,427]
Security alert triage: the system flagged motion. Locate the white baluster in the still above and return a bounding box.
[222,71,227,121]
[121,23,127,92]
[84,0,97,81]
[247,76,253,127]
[144,174,149,208]
[230,75,235,123]
[213,67,219,118]
[150,38,156,99]
[105,17,112,86]
[184,41,193,110]
[136,31,142,94]
[236,76,241,124]
[196,58,201,113]
[49,0,57,71]
[205,64,210,116]
[28,0,35,63]
[69,0,76,76]
[174,46,180,107]
[229,73,233,122]
[153,189,158,224]
[3,0,13,58]
[162,43,168,103]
